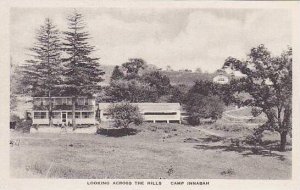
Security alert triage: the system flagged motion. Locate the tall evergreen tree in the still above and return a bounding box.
[22,18,62,126]
[62,10,105,128]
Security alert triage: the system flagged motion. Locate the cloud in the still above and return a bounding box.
[11,8,291,73]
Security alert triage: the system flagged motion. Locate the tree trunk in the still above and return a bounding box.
[72,96,76,130]
[279,131,288,151]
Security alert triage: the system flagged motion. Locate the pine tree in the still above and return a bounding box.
[62,10,105,129]
[22,18,62,126]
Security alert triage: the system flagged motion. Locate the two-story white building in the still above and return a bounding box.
[31,97,96,126]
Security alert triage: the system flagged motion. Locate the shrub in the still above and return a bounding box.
[10,114,32,133]
[244,133,263,145]
[187,115,200,126]
[185,94,225,125]
[220,168,235,176]
[107,103,143,128]
[10,114,22,129]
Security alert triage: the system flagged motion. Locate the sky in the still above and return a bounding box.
[10,8,292,73]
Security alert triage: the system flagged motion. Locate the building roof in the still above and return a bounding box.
[98,103,181,112]
[213,74,230,83]
[33,96,95,99]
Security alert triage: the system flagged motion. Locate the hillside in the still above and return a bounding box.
[99,64,215,87]
[11,63,217,90]
[162,71,214,86]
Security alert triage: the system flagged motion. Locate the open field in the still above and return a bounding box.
[10,123,291,179]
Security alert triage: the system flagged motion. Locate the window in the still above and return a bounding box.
[77,98,84,105]
[84,98,89,105]
[33,98,41,106]
[62,98,67,105]
[53,112,61,119]
[43,98,49,105]
[67,98,72,105]
[144,112,177,115]
[41,112,47,119]
[87,99,93,105]
[156,120,168,123]
[82,112,87,118]
[34,112,47,119]
[56,98,62,105]
[75,112,81,118]
[82,112,93,118]
[67,112,73,119]
[34,112,41,119]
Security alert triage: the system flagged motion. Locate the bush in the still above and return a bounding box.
[107,103,143,128]
[244,133,263,145]
[10,114,22,129]
[187,115,200,126]
[185,94,225,125]
[220,168,235,176]
[10,114,32,133]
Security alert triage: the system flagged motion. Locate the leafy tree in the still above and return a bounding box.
[188,80,216,96]
[122,58,146,79]
[185,94,225,125]
[214,83,236,106]
[223,44,292,151]
[62,10,105,128]
[107,103,143,128]
[108,60,172,102]
[168,84,189,103]
[106,80,158,103]
[142,71,172,96]
[21,18,62,126]
[110,65,124,81]
[183,80,226,125]
[188,80,235,106]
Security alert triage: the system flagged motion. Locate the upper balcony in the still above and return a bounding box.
[33,97,95,111]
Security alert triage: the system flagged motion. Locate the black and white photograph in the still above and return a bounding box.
[2,0,300,189]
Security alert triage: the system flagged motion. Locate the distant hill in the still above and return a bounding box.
[99,64,215,87]
[162,71,215,87]
[11,63,217,90]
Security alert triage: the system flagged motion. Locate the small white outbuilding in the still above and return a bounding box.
[98,103,181,124]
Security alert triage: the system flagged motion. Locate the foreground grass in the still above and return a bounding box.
[10,123,291,179]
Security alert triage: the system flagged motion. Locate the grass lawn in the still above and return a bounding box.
[10,123,291,179]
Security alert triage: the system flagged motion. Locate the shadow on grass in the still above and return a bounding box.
[193,144,288,161]
[184,136,224,143]
[198,135,225,143]
[97,128,138,137]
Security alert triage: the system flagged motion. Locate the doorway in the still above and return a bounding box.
[62,112,67,123]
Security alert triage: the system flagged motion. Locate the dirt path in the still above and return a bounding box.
[222,107,264,126]
[223,107,254,119]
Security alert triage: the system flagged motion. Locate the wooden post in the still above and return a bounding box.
[72,96,76,130]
